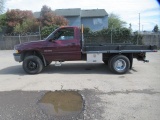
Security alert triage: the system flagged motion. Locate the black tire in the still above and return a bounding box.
[23,55,43,74]
[108,55,115,72]
[109,55,130,74]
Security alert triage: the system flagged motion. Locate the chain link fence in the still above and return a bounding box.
[0,31,159,50]
[0,33,41,50]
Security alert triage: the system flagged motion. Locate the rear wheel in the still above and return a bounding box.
[23,55,43,74]
[109,55,130,74]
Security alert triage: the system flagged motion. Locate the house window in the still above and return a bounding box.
[93,18,103,25]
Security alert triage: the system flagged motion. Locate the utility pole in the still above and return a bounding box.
[111,25,113,43]
[139,13,140,32]
[137,13,141,45]
[39,26,41,40]
[142,25,143,32]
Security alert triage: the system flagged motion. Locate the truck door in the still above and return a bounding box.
[46,27,81,61]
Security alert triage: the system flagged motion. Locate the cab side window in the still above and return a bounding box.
[55,28,74,40]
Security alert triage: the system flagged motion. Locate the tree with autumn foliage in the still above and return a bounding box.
[39,5,68,38]
[40,5,68,27]
[6,10,32,29]
[54,15,68,26]
[2,5,68,34]
[40,11,56,26]
[14,18,39,34]
[6,9,39,33]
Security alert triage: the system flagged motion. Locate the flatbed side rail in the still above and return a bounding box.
[82,45,157,53]
[82,50,157,54]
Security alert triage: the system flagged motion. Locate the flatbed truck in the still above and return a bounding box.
[13,26,157,74]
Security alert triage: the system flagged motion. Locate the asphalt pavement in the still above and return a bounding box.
[0,50,160,120]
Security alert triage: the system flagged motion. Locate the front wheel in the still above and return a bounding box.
[23,55,43,74]
[109,55,130,74]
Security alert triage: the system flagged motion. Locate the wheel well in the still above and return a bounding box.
[22,51,46,66]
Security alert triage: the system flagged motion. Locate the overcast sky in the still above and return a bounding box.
[5,0,160,31]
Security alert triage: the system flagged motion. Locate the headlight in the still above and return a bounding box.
[15,50,19,53]
[14,48,19,53]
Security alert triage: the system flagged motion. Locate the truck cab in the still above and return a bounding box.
[43,27,82,61]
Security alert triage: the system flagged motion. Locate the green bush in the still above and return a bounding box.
[83,27,143,45]
[131,31,143,45]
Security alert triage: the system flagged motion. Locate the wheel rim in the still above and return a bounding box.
[114,59,126,72]
[27,61,38,71]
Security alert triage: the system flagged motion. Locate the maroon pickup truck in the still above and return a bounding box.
[13,26,157,74]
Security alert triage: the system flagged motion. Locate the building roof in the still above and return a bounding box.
[81,9,108,17]
[55,8,81,17]
[34,12,41,18]
[33,8,108,18]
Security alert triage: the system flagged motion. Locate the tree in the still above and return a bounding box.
[14,18,40,33]
[108,13,126,29]
[6,9,35,33]
[40,5,68,27]
[6,9,34,27]
[0,0,5,14]
[153,25,159,32]
[0,13,6,32]
[40,5,55,26]
[40,5,52,17]
[40,11,56,26]
[0,13,6,25]
[129,23,132,31]
[41,25,58,38]
[54,16,68,26]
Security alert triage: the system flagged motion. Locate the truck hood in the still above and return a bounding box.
[14,40,47,51]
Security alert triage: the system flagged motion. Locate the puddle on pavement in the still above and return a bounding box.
[39,91,83,117]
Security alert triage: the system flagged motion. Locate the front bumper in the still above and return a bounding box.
[13,53,22,62]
